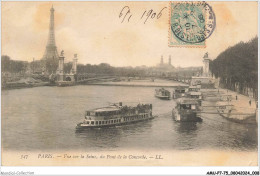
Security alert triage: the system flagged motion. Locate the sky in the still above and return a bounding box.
[1,1,258,67]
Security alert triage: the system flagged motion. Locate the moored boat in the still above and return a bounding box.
[216,101,256,124]
[155,88,171,100]
[172,87,186,99]
[216,102,233,115]
[76,103,154,129]
[172,98,202,122]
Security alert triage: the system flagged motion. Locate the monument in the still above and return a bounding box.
[190,52,215,88]
[56,50,78,86]
[203,52,210,77]
[42,5,59,74]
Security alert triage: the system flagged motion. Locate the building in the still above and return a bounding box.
[145,55,175,76]
[156,55,175,73]
[157,55,174,70]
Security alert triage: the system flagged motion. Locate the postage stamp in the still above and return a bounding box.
[169,1,216,47]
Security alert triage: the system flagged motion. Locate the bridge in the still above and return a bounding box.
[163,76,192,84]
[76,74,117,83]
[75,74,192,85]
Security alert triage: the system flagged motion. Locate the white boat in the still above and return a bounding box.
[76,103,154,129]
[172,87,186,99]
[155,88,171,100]
[172,98,202,122]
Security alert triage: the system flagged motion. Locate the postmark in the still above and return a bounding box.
[169,1,216,47]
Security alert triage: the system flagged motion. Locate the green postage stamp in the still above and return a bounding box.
[169,1,216,47]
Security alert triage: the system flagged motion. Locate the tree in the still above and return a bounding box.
[209,37,258,97]
[1,55,11,72]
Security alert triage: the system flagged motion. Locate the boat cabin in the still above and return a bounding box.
[188,85,200,92]
[186,91,202,100]
[85,106,120,118]
[176,98,200,111]
[173,87,187,99]
[172,98,202,122]
[85,104,152,119]
[155,88,170,95]
[77,103,153,128]
[155,88,171,99]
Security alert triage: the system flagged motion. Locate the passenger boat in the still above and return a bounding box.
[155,88,171,100]
[76,103,154,129]
[172,98,202,122]
[172,87,186,99]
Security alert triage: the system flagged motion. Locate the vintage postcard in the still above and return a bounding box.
[1,0,259,172]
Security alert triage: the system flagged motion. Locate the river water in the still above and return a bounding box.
[2,82,258,152]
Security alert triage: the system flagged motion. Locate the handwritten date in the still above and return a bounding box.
[119,6,167,24]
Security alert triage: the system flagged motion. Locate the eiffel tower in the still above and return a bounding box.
[42,5,59,74]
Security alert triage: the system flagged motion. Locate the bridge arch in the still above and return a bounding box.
[65,77,72,81]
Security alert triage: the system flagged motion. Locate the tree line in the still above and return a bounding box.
[1,56,149,77]
[209,37,258,98]
[2,55,201,79]
[64,62,147,77]
[1,55,28,74]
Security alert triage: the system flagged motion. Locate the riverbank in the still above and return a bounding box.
[2,81,51,90]
[202,88,257,124]
[220,88,256,110]
[2,77,52,90]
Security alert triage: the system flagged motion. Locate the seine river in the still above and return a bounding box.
[2,82,258,151]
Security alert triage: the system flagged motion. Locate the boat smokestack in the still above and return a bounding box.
[119,102,122,106]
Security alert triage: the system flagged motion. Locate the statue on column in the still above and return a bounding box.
[203,52,208,58]
[60,50,64,57]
